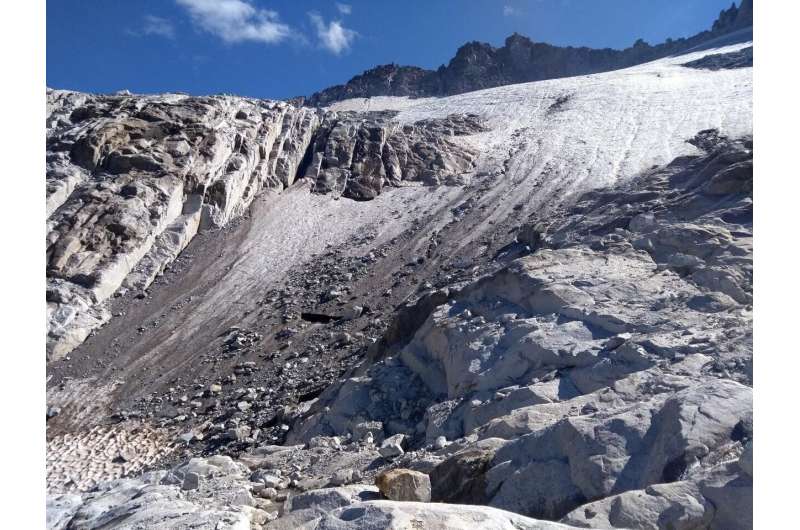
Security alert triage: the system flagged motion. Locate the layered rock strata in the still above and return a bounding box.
[46,91,319,359]
[46,90,482,359]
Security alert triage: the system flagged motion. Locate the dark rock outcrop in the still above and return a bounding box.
[683,46,753,70]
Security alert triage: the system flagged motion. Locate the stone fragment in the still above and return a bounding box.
[378,434,406,459]
[517,222,545,250]
[375,468,432,502]
[181,472,200,491]
[258,487,278,500]
[329,468,361,486]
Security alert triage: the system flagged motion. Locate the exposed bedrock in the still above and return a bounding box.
[286,132,753,527]
[683,46,753,70]
[45,89,485,360]
[45,90,320,360]
[46,455,582,529]
[304,111,484,200]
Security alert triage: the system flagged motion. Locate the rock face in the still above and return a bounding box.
[46,91,320,360]
[713,0,754,33]
[305,1,753,106]
[683,46,753,70]
[303,111,484,200]
[302,64,437,106]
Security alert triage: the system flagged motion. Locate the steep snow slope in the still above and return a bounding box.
[46,41,752,513]
[319,42,752,262]
[332,42,752,192]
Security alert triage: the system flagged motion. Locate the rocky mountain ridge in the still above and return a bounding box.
[305,0,753,106]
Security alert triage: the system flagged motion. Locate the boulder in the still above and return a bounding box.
[378,434,407,459]
[560,479,713,529]
[375,469,432,502]
[181,472,200,491]
[560,460,752,530]
[285,485,381,513]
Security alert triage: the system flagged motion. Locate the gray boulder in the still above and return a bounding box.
[286,485,381,513]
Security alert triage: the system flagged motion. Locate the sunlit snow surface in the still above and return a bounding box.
[330,41,752,197]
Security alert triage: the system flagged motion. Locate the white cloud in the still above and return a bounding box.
[503,5,521,17]
[176,0,291,44]
[142,15,176,39]
[309,13,357,55]
[336,3,352,15]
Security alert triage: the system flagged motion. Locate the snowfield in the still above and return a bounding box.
[331,41,752,200]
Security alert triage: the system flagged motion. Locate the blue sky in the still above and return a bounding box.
[47,0,736,99]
